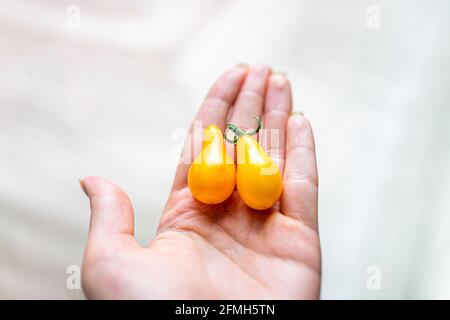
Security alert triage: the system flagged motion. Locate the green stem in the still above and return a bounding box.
[224,115,261,144]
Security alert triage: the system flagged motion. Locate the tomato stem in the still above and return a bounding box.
[224,115,261,144]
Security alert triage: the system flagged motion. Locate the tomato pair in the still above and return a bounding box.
[188,122,282,210]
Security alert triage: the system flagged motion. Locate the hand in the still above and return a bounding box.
[81,64,320,299]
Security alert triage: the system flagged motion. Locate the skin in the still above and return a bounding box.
[81,64,321,299]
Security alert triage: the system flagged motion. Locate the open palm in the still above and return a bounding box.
[81,64,321,299]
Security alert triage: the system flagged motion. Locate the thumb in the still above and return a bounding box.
[80,176,136,252]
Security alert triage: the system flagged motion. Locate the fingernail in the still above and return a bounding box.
[271,73,287,87]
[79,179,88,196]
[236,63,249,69]
[291,111,304,116]
[273,70,286,75]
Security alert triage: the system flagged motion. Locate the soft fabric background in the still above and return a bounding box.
[0,0,449,299]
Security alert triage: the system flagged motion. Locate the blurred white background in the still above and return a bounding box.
[1,0,449,299]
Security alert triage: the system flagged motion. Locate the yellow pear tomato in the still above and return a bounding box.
[188,125,236,204]
[236,135,282,210]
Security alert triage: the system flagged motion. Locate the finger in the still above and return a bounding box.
[227,64,271,158]
[280,114,319,230]
[171,65,248,191]
[261,73,292,175]
[80,176,138,254]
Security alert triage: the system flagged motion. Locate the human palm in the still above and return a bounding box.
[81,64,321,299]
